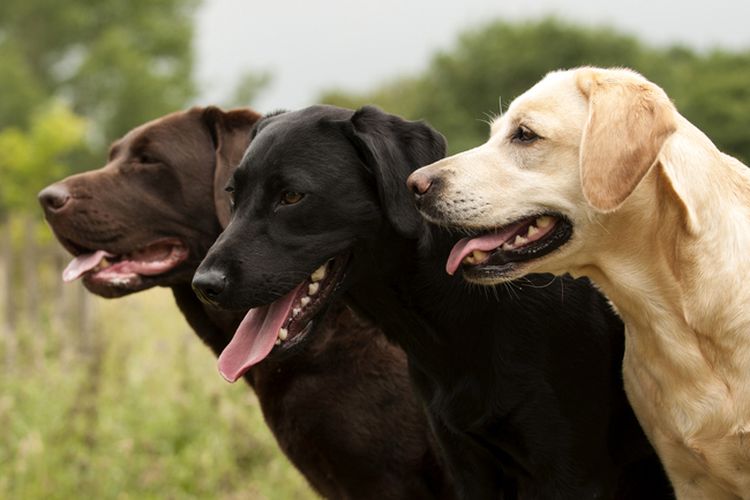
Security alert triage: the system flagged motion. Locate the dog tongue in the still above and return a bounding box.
[445,221,528,276]
[217,283,304,383]
[62,250,113,282]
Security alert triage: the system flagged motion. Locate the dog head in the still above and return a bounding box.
[39,106,259,297]
[408,67,677,284]
[193,105,445,381]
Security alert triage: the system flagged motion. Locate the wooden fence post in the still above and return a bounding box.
[21,215,42,367]
[1,218,17,371]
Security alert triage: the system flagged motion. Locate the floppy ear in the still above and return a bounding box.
[577,68,677,212]
[342,105,446,238]
[202,106,261,227]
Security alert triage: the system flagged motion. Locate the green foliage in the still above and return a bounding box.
[0,102,87,214]
[667,50,750,163]
[0,0,198,148]
[322,18,750,161]
[0,253,316,499]
[226,70,274,109]
[0,45,46,129]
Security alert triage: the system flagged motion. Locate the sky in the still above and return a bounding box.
[194,0,750,112]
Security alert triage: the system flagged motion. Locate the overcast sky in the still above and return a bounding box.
[194,0,750,112]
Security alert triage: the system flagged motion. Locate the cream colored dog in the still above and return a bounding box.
[407,67,750,499]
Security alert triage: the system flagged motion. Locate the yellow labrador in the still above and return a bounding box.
[407,67,750,499]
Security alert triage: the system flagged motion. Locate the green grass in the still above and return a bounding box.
[0,287,317,500]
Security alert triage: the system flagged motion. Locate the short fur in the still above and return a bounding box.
[410,66,750,498]
[195,104,673,499]
[39,107,452,500]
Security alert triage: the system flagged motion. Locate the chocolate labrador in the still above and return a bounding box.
[39,106,453,499]
[193,105,673,499]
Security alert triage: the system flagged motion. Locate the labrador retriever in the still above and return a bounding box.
[39,106,452,500]
[408,66,750,499]
[193,104,673,499]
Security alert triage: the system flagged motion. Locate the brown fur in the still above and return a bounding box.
[40,107,453,500]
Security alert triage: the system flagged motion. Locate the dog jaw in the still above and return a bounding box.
[410,69,601,283]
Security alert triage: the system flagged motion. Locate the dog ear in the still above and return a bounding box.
[577,68,677,212]
[202,106,261,227]
[343,105,446,238]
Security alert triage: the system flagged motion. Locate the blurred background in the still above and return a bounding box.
[1,0,749,498]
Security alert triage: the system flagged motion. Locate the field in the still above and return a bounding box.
[0,223,317,499]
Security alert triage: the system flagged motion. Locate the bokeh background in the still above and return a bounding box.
[2,1,749,498]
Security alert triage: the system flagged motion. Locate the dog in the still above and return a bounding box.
[39,106,453,500]
[193,104,673,499]
[408,66,750,499]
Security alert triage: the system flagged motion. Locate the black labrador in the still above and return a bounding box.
[39,106,453,500]
[193,105,673,499]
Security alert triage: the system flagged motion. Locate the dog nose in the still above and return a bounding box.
[407,171,434,196]
[38,184,71,212]
[192,269,228,305]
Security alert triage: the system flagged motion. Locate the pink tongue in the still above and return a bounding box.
[62,250,114,282]
[445,220,529,275]
[217,283,305,383]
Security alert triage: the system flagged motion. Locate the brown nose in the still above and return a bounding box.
[407,170,434,196]
[38,183,71,212]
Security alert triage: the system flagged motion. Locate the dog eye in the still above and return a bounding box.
[137,153,160,164]
[511,125,539,144]
[280,191,305,205]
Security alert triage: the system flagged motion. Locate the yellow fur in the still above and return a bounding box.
[412,67,750,499]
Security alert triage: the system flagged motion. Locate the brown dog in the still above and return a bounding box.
[40,107,453,499]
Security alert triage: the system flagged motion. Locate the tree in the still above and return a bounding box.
[0,0,199,145]
[669,50,750,163]
[322,18,750,162]
[0,102,87,214]
[225,69,273,109]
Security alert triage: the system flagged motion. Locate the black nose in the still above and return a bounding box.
[407,170,435,197]
[192,269,228,306]
[38,184,71,212]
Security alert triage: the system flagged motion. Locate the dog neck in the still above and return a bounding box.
[171,283,257,386]
[346,223,619,397]
[571,125,750,442]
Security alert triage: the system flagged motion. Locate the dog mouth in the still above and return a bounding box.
[217,253,350,382]
[61,238,189,290]
[446,213,572,281]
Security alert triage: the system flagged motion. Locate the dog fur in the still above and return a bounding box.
[40,106,452,500]
[410,67,750,499]
[194,104,673,499]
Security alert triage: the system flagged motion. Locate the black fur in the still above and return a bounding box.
[195,105,673,499]
[40,107,454,500]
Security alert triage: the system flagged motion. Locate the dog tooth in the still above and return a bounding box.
[301,296,311,307]
[514,235,528,246]
[278,328,288,341]
[94,258,111,272]
[275,339,281,346]
[292,307,301,317]
[474,250,489,262]
[536,216,553,228]
[527,225,540,237]
[502,242,514,251]
[308,283,319,296]
[310,264,327,282]
[463,249,489,265]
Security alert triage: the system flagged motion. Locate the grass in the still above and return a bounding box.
[0,286,317,500]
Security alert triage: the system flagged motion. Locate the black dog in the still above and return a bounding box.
[193,105,673,499]
[39,107,453,500]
